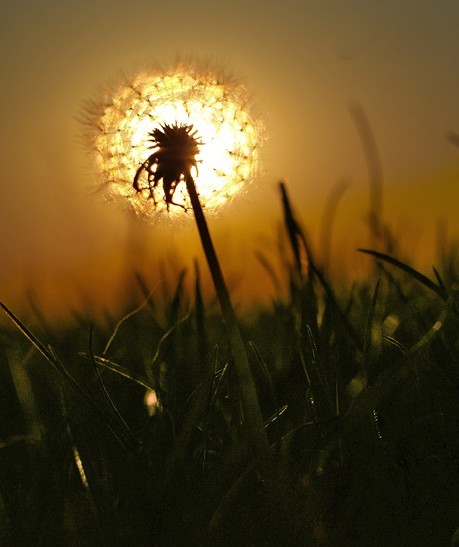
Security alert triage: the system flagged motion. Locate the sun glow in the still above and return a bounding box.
[92,64,263,217]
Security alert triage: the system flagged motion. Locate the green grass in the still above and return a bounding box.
[1,186,458,546]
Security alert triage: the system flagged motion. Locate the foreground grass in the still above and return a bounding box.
[1,200,458,545]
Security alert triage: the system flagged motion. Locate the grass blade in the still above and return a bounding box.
[80,353,156,391]
[319,178,351,271]
[89,324,134,442]
[151,311,192,369]
[304,325,334,420]
[103,290,155,355]
[0,302,133,452]
[279,181,306,280]
[0,302,63,372]
[358,249,447,300]
[249,341,280,426]
[361,278,381,382]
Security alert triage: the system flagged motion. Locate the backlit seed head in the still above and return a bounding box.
[132,123,201,211]
[86,62,264,218]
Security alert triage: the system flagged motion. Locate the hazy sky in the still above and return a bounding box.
[1,0,459,316]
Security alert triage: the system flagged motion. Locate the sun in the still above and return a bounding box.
[91,63,263,218]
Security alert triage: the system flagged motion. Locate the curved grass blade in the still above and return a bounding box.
[383,335,407,355]
[103,290,155,355]
[151,311,192,369]
[408,301,449,355]
[358,249,447,300]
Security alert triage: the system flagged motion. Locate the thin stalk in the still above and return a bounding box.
[185,175,271,474]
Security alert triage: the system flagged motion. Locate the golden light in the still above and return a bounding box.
[91,63,263,218]
[144,389,160,416]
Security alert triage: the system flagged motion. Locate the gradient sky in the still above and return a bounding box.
[1,0,459,317]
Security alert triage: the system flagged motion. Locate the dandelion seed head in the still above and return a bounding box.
[90,63,263,218]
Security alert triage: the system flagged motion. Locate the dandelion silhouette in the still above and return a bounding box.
[92,63,262,217]
[88,62,271,473]
[133,123,201,211]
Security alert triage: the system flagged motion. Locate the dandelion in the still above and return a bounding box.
[87,61,271,474]
[89,62,262,218]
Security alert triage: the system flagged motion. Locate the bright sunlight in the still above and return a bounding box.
[91,63,263,217]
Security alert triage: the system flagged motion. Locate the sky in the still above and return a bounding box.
[1,0,459,318]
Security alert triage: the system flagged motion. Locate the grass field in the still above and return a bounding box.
[0,185,458,546]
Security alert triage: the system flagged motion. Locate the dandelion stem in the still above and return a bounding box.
[185,175,272,473]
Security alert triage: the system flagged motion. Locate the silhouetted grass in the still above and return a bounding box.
[0,184,458,546]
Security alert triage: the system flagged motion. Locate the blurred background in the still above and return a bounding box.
[1,0,458,319]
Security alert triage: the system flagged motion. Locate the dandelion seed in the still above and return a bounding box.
[88,62,263,218]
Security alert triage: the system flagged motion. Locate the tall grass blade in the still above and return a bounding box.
[279,181,305,280]
[299,231,361,347]
[279,181,361,346]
